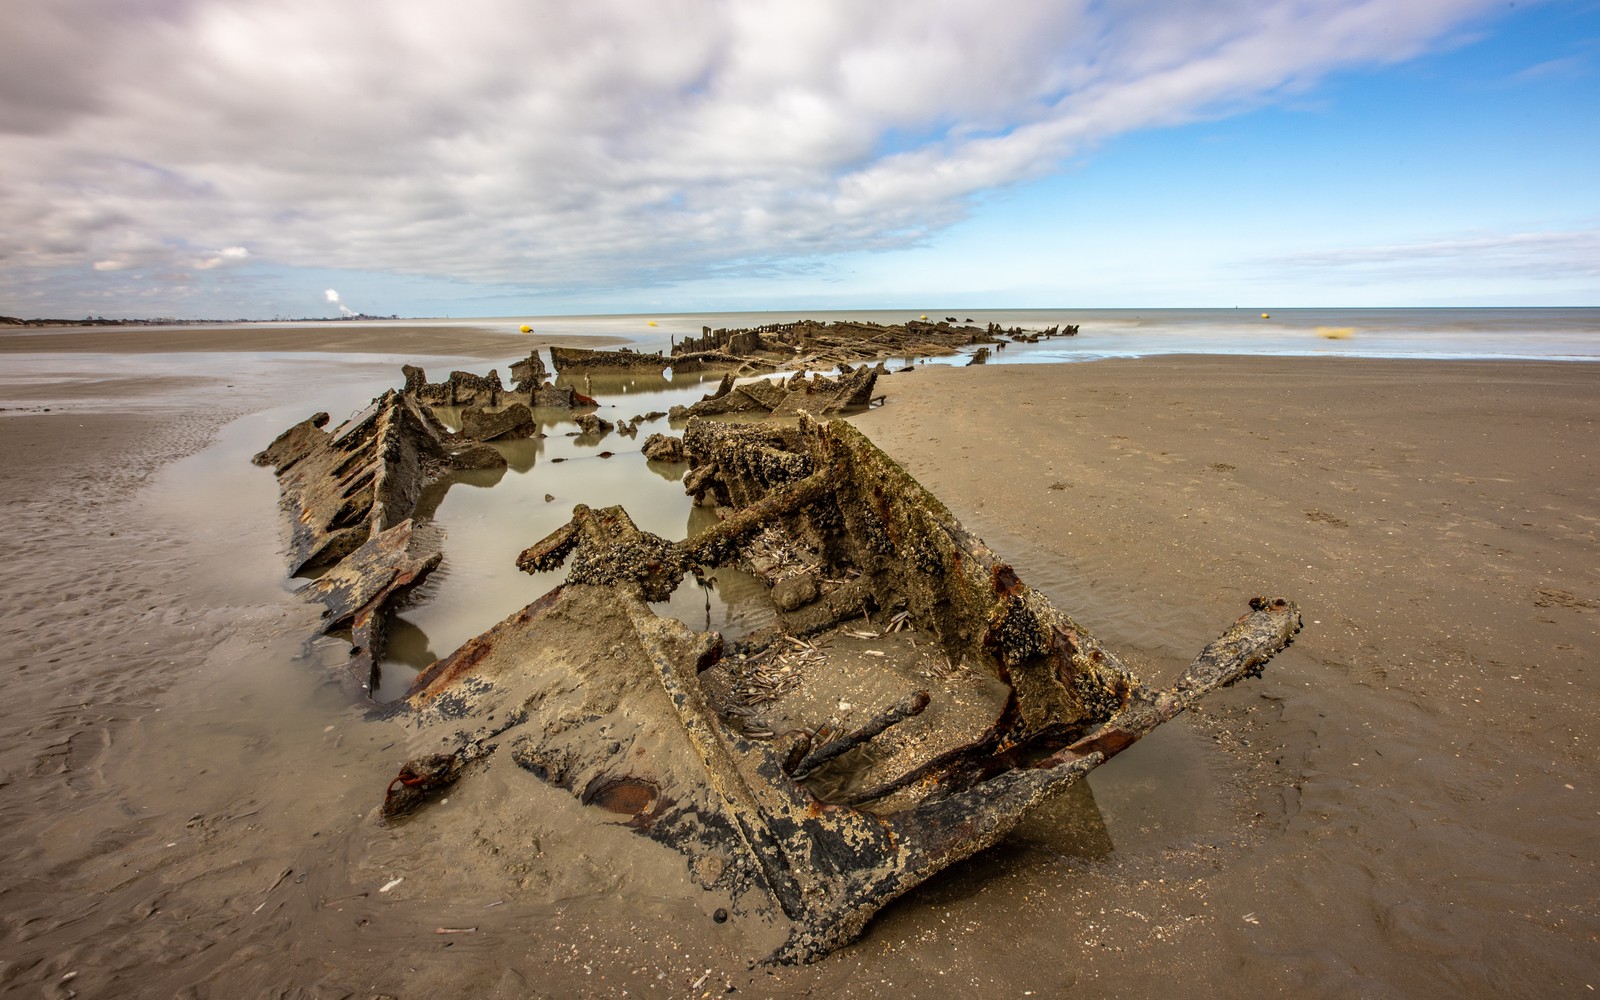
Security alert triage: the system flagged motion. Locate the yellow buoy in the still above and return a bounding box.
[519,324,531,333]
[919,314,928,320]
[1260,312,1270,319]
[647,320,658,327]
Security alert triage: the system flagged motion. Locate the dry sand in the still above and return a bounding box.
[0,328,1595,997]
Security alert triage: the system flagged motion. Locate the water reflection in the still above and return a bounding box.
[373,617,440,701]
[553,367,723,400]
[494,434,543,474]
[645,458,688,482]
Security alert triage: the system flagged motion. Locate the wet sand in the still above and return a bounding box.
[0,323,569,357]
[0,328,1595,997]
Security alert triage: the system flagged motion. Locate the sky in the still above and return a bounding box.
[1,0,1596,320]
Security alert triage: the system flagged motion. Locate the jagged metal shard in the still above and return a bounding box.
[258,366,1300,964]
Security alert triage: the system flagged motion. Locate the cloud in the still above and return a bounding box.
[193,245,249,269]
[1255,228,1600,280]
[1514,54,1592,83]
[0,0,1507,314]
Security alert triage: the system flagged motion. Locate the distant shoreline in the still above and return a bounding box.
[0,322,626,357]
[0,313,404,328]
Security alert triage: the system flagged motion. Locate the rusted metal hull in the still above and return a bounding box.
[399,415,1300,963]
[252,389,503,692]
[258,365,1301,964]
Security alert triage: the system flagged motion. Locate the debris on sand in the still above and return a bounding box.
[642,432,687,463]
[459,402,539,441]
[382,753,462,818]
[549,344,750,374]
[399,423,1296,963]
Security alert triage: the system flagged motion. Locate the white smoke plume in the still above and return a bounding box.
[324,288,355,317]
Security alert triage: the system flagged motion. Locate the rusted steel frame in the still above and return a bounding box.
[786,751,1106,964]
[297,518,441,695]
[518,473,834,583]
[276,399,389,573]
[1047,596,1301,767]
[262,391,454,575]
[629,592,1090,965]
[763,599,1300,961]
[676,471,832,564]
[788,690,930,779]
[252,410,329,473]
[550,345,671,372]
[516,504,656,573]
[265,397,1301,964]
[516,515,584,573]
[514,504,683,600]
[628,598,914,932]
[839,597,1300,807]
[681,421,812,507]
[382,752,463,818]
[368,393,423,533]
[622,601,812,915]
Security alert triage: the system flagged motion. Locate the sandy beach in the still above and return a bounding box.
[0,327,1595,997]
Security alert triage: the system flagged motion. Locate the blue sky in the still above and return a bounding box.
[1,0,1595,319]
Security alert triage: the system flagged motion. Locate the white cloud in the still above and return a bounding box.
[193,245,249,269]
[1257,228,1600,280]
[0,0,1508,314]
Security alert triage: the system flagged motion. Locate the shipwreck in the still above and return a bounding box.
[549,316,1082,381]
[254,353,1300,964]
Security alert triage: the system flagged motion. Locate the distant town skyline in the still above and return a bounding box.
[2,0,1596,320]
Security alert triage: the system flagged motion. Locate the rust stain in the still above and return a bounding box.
[991,564,1023,598]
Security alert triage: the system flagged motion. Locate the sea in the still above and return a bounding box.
[425,306,1600,363]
